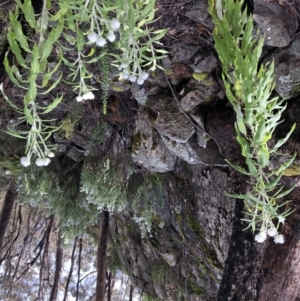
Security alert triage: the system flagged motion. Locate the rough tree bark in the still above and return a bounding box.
[49,230,63,301]
[96,211,109,301]
[0,181,17,257]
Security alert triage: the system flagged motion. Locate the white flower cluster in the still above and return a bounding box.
[254,216,286,244]
[87,18,120,47]
[119,64,149,85]
[20,151,55,167]
[76,91,95,102]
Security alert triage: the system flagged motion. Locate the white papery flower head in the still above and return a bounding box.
[128,74,137,82]
[119,63,127,70]
[87,31,98,43]
[107,30,116,42]
[76,95,83,102]
[137,77,144,85]
[274,234,285,244]
[82,91,95,100]
[267,227,277,237]
[120,70,130,80]
[20,156,31,167]
[139,71,149,80]
[110,18,120,30]
[278,216,285,224]
[47,151,55,158]
[96,35,107,47]
[254,230,267,243]
[36,157,51,167]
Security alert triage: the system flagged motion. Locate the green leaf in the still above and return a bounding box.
[3,55,23,88]
[42,95,63,114]
[40,73,63,94]
[128,2,136,30]
[23,0,36,29]
[271,123,296,153]
[7,31,27,67]
[138,0,156,19]
[41,19,64,61]
[50,6,69,21]
[273,184,296,199]
[225,159,250,175]
[274,152,297,175]
[246,155,257,177]
[9,11,31,53]
[265,172,283,190]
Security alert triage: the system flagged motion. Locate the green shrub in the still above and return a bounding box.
[209,0,296,243]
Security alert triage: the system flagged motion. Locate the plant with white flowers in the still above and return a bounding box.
[209,0,296,244]
[1,0,167,164]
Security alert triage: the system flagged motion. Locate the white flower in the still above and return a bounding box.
[274,234,285,244]
[278,216,285,224]
[82,91,95,100]
[139,71,149,80]
[120,70,130,79]
[267,227,277,237]
[96,35,107,47]
[110,18,120,30]
[20,156,31,167]
[137,77,144,85]
[118,63,127,70]
[47,151,55,158]
[87,31,98,43]
[254,230,267,243]
[128,74,137,82]
[76,95,83,102]
[107,30,116,42]
[36,157,51,167]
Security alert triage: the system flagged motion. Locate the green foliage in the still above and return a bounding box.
[1,0,167,163]
[80,158,127,212]
[209,0,296,242]
[130,175,165,238]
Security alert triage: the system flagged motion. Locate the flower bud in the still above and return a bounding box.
[20,156,31,167]
[87,31,98,43]
[128,74,137,82]
[107,30,116,42]
[137,77,144,85]
[76,95,83,102]
[110,18,120,30]
[82,92,95,100]
[120,70,130,80]
[96,35,107,47]
[274,234,285,244]
[139,71,149,80]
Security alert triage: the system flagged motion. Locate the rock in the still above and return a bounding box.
[184,1,209,22]
[161,135,201,165]
[150,97,195,143]
[131,83,148,105]
[180,90,205,112]
[190,53,218,74]
[290,38,300,56]
[170,43,199,63]
[190,113,207,148]
[131,109,177,173]
[253,13,291,47]
[253,0,297,47]
[269,49,300,99]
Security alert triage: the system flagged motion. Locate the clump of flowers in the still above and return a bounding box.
[254,216,286,244]
[76,91,95,102]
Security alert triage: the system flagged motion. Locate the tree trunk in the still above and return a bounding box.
[0,182,17,257]
[49,230,63,301]
[95,211,109,301]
